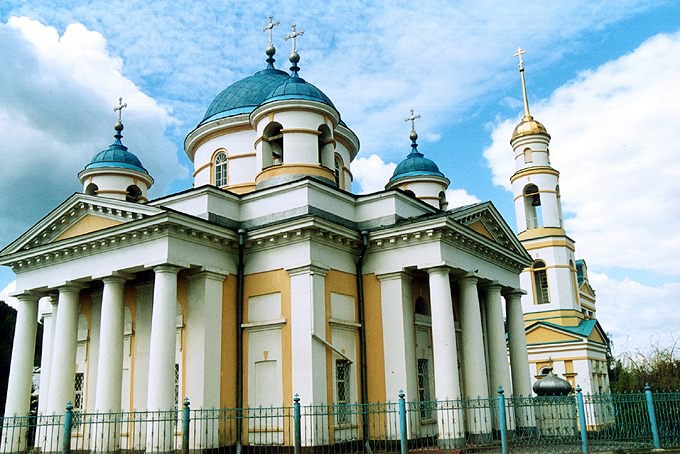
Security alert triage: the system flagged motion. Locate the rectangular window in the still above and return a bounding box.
[336,360,351,424]
[74,372,84,411]
[417,359,434,420]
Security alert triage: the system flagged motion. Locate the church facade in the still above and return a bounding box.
[509,49,610,396]
[0,25,542,452]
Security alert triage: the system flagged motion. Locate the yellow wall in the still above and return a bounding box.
[524,309,583,327]
[55,214,123,241]
[362,273,386,403]
[220,274,238,408]
[242,269,292,405]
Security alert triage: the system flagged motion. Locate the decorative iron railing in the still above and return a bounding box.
[1,386,678,454]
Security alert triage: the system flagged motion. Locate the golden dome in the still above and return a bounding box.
[511,115,550,141]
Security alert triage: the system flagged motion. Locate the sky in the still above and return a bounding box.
[0,1,678,357]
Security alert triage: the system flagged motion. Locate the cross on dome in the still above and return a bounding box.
[283,24,304,53]
[114,97,127,124]
[514,47,533,120]
[262,15,280,47]
[405,109,421,134]
[514,47,526,71]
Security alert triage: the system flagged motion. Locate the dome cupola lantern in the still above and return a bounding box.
[78,98,154,203]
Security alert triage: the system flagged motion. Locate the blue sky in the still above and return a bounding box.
[0,1,678,356]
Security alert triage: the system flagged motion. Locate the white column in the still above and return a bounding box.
[288,265,328,446]
[147,265,180,411]
[458,275,490,398]
[484,283,512,393]
[484,283,514,433]
[1,293,39,453]
[35,295,56,452]
[504,289,536,434]
[377,272,416,438]
[186,271,226,450]
[458,275,491,439]
[91,276,127,453]
[377,272,416,401]
[94,276,126,412]
[504,289,532,397]
[146,265,180,454]
[427,267,464,446]
[46,284,82,414]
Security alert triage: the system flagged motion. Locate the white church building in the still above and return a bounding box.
[0,22,611,453]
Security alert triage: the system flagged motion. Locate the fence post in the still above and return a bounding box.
[294,394,301,454]
[61,401,73,454]
[498,386,508,454]
[399,390,407,454]
[576,385,588,454]
[182,397,190,454]
[645,383,661,450]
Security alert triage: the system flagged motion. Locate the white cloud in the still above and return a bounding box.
[446,189,481,209]
[590,272,679,356]
[0,17,185,248]
[484,31,680,276]
[351,154,396,194]
[0,280,17,309]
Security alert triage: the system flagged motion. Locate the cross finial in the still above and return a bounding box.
[283,24,304,53]
[514,47,526,71]
[263,15,280,47]
[405,109,421,133]
[114,97,127,124]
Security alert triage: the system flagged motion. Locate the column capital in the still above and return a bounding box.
[426,265,450,276]
[153,264,182,275]
[502,288,527,298]
[186,269,228,282]
[457,273,478,286]
[101,274,131,286]
[11,291,42,304]
[287,264,329,277]
[52,281,88,293]
[376,270,414,282]
[482,281,503,292]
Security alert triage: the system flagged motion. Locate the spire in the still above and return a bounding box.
[262,15,280,69]
[283,24,304,77]
[405,109,423,156]
[112,97,127,143]
[511,47,549,141]
[514,47,533,122]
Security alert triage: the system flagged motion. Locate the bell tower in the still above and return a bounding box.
[509,48,579,316]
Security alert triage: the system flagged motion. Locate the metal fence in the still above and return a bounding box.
[1,386,679,454]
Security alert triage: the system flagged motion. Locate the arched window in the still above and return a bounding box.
[556,185,564,227]
[85,183,98,196]
[214,151,228,187]
[523,148,533,163]
[263,123,283,167]
[438,191,448,211]
[532,260,550,305]
[334,154,343,187]
[126,185,142,203]
[415,297,430,316]
[318,125,333,168]
[523,184,542,228]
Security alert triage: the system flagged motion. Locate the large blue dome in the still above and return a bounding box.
[389,147,445,183]
[262,74,335,108]
[199,68,290,126]
[84,137,148,174]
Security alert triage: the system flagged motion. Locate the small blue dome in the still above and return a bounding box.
[262,74,336,108]
[84,137,148,174]
[389,147,445,183]
[199,68,290,126]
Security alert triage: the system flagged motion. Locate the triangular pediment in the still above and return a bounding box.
[1,193,163,255]
[449,202,531,260]
[580,281,596,298]
[525,323,582,345]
